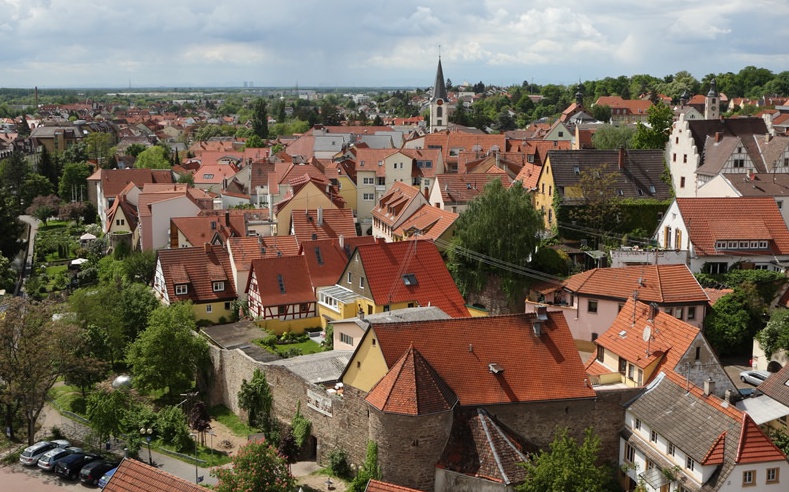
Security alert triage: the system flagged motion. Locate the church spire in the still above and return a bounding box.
[432,56,447,102]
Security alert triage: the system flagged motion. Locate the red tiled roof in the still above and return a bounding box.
[300,239,352,288]
[563,264,708,304]
[355,240,469,317]
[394,204,457,241]
[369,311,596,406]
[703,432,726,465]
[366,345,458,415]
[595,299,700,373]
[249,255,315,306]
[157,245,237,303]
[365,480,425,492]
[372,182,424,227]
[227,236,300,271]
[735,413,787,463]
[705,288,734,306]
[105,458,205,492]
[94,168,174,198]
[676,197,789,255]
[291,208,357,246]
[434,174,512,205]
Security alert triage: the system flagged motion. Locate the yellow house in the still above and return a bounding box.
[153,244,238,324]
[533,156,556,228]
[274,174,344,236]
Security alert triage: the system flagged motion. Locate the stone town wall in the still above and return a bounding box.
[206,345,370,466]
[368,408,454,492]
[481,387,641,463]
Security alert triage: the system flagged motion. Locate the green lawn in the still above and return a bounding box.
[209,404,256,437]
[255,338,324,357]
[49,384,87,416]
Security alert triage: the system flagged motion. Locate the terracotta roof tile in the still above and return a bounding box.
[365,480,425,492]
[366,345,458,415]
[94,168,174,198]
[356,240,468,318]
[595,299,701,374]
[563,264,708,304]
[434,174,511,205]
[104,457,204,492]
[291,208,356,246]
[394,204,457,241]
[756,362,789,407]
[736,413,787,463]
[300,239,352,288]
[676,197,789,255]
[157,246,236,303]
[249,255,315,306]
[371,311,597,406]
[703,432,726,465]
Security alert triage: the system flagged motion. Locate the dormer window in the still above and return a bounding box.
[402,274,418,286]
[212,281,225,292]
[175,284,188,295]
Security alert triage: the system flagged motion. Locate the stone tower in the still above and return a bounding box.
[705,79,719,120]
[429,57,450,132]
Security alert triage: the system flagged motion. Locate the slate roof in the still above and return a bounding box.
[366,345,459,415]
[588,299,700,374]
[104,458,204,492]
[436,408,535,486]
[686,117,768,169]
[563,264,708,304]
[546,149,671,201]
[625,371,786,490]
[723,172,789,197]
[368,311,597,406]
[267,350,353,385]
[675,197,789,255]
[434,174,511,205]
[354,240,469,318]
[157,245,237,303]
[248,255,315,306]
[756,362,789,407]
[291,208,356,246]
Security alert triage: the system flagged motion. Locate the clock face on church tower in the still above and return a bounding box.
[436,99,443,105]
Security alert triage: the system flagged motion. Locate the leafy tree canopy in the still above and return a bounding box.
[135,146,171,169]
[756,309,789,359]
[591,124,635,149]
[212,440,295,492]
[631,103,674,150]
[518,427,613,492]
[704,282,766,356]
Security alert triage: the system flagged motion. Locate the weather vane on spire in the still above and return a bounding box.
[439,44,441,59]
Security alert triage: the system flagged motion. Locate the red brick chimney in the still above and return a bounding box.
[715,131,722,143]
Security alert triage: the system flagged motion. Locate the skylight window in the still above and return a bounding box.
[402,274,418,286]
[277,274,286,294]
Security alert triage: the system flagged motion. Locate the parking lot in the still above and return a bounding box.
[1,462,87,491]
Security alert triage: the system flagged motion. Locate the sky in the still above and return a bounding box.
[3,0,789,89]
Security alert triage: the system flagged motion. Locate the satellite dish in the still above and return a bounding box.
[642,326,652,342]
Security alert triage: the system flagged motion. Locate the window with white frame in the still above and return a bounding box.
[359,277,365,289]
[624,443,635,464]
[206,305,212,313]
[347,272,353,284]
[212,281,224,292]
[743,470,754,485]
[668,442,676,456]
[363,193,375,201]
[634,418,641,430]
[766,467,779,483]
[686,456,695,471]
[340,333,353,345]
[175,284,188,295]
[363,177,374,185]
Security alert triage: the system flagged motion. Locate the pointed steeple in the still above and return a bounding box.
[707,78,718,98]
[432,57,448,102]
[575,84,583,106]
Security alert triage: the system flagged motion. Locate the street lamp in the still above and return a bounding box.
[140,428,153,466]
[190,433,198,484]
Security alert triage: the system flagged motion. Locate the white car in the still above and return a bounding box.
[739,370,770,386]
[37,446,82,471]
[19,439,70,466]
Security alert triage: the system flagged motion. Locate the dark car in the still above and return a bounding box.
[54,452,101,480]
[80,460,119,486]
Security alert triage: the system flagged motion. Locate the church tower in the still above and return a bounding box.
[429,57,451,132]
[704,79,719,120]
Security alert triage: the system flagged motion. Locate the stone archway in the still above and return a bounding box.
[767,361,783,373]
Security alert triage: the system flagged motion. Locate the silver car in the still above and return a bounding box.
[37,446,82,471]
[19,439,70,466]
[739,370,771,386]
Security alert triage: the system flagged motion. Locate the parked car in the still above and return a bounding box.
[97,466,118,489]
[19,439,70,466]
[37,446,82,471]
[54,452,101,480]
[80,460,119,486]
[739,370,771,386]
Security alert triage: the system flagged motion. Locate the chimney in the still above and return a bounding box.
[618,145,625,170]
[338,234,344,248]
[317,206,323,226]
[535,304,548,320]
[715,131,722,143]
[225,210,230,227]
[204,242,211,254]
[765,133,773,143]
[703,378,715,397]
[724,389,733,402]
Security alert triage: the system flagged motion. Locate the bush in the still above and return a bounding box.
[157,405,192,452]
[328,447,352,479]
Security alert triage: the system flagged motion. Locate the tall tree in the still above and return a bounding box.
[518,427,612,492]
[134,146,171,169]
[25,194,61,225]
[319,99,342,126]
[38,145,59,188]
[212,440,295,492]
[251,97,269,140]
[126,302,209,397]
[84,132,115,169]
[0,152,31,210]
[704,283,766,356]
[447,178,544,303]
[756,309,789,360]
[631,103,674,150]
[590,125,635,149]
[238,368,274,435]
[58,161,92,201]
[569,163,622,243]
[0,298,80,443]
